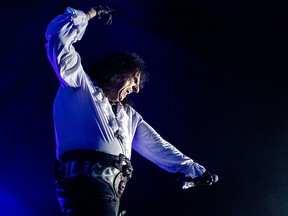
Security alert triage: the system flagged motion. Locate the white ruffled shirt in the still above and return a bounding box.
[45,7,206,183]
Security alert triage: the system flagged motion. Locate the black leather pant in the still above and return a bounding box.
[54,150,133,216]
[56,176,120,216]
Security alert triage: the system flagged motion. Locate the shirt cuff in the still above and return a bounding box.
[66,7,88,40]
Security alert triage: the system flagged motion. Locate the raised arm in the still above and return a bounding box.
[45,6,114,87]
[45,7,89,87]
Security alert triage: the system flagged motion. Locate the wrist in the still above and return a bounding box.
[86,8,97,20]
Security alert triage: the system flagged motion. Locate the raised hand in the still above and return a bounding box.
[93,5,115,25]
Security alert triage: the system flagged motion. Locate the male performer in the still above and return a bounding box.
[45,5,218,216]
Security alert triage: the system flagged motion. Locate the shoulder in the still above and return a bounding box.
[122,103,143,119]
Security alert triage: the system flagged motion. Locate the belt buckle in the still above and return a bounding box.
[114,172,128,197]
[112,154,133,197]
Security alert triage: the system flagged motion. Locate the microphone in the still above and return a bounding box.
[179,171,219,187]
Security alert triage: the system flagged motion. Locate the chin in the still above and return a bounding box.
[119,95,127,102]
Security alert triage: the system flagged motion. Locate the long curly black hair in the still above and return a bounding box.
[86,51,148,104]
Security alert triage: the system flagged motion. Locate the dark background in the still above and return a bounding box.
[0,0,287,215]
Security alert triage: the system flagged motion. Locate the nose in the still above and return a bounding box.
[133,84,140,93]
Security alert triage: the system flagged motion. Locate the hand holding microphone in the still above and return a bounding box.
[179,171,219,189]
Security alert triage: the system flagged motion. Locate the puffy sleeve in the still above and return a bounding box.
[45,7,88,87]
[132,119,206,179]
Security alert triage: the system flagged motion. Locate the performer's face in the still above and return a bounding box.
[115,70,141,102]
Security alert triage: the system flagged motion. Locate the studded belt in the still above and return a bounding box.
[55,150,133,198]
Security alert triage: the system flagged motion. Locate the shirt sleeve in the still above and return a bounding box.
[45,7,88,87]
[132,119,206,179]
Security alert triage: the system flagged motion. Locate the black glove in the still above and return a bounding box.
[190,171,217,186]
[178,171,219,188]
[93,5,115,25]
